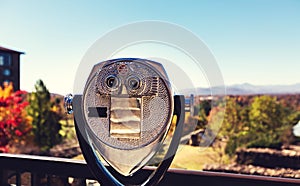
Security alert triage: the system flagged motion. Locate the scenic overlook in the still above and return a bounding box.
[0,1,299,186]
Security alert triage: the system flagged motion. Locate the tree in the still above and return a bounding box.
[0,82,31,152]
[194,99,211,130]
[247,95,299,148]
[27,80,62,152]
[217,97,249,156]
[214,95,300,156]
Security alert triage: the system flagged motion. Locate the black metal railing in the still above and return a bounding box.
[0,153,299,186]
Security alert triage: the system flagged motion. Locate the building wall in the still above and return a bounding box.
[0,51,21,90]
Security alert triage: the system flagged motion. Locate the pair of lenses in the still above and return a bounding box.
[106,75,140,90]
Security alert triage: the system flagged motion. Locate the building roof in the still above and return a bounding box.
[0,46,24,54]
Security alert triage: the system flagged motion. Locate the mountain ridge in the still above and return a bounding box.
[180,83,300,95]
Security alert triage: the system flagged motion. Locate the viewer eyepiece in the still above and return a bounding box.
[105,75,119,89]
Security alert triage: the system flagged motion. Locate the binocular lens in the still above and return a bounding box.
[106,75,118,88]
[128,76,140,90]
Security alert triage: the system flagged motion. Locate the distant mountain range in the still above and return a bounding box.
[181,83,300,95]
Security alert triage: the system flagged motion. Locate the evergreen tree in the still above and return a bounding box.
[27,80,62,152]
[193,99,211,130]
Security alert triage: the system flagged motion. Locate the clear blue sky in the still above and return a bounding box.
[0,0,299,94]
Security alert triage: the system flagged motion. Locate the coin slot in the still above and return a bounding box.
[88,107,108,118]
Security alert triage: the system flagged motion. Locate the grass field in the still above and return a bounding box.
[73,145,224,171]
[170,145,221,170]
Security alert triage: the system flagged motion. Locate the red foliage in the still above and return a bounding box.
[0,84,32,153]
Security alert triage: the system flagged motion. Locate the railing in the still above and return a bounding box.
[0,153,299,186]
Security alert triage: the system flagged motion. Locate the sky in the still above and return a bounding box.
[0,0,299,94]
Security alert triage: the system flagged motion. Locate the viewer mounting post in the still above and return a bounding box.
[65,58,184,186]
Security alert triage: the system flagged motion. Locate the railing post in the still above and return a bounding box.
[61,176,71,186]
[31,173,39,186]
[71,178,86,186]
[0,169,9,186]
[16,171,21,186]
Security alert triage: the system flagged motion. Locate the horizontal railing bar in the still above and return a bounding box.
[0,153,299,186]
[166,168,300,184]
[0,153,93,179]
[163,169,300,186]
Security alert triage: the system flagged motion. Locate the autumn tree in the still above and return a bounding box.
[0,82,31,152]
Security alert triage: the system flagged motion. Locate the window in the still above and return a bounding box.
[3,69,11,76]
[0,56,4,66]
[0,53,12,66]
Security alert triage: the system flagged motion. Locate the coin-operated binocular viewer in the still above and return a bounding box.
[65,58,184,186]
